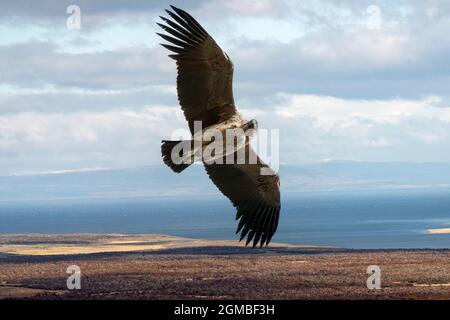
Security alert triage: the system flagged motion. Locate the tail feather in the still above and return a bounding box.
[161,140,193,173]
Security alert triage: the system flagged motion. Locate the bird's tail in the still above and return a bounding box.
[161,140,194,173]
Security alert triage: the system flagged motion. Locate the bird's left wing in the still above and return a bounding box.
[157,6,237,134]
[204,146,281,247]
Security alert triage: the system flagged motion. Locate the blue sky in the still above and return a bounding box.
[1,0,450,175]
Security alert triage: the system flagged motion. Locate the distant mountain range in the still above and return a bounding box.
[1,162,450,202]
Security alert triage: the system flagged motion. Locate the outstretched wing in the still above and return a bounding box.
[204,146,281,247]
[157,6,237,134]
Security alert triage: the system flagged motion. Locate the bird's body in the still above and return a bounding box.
[157,6,280,247]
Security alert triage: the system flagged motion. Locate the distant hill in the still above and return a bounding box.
[1,162,450,202]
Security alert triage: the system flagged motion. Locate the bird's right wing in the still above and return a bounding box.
[204,146,281,247]
[157,6,237,134]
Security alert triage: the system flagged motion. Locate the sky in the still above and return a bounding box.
[1,0,450,176]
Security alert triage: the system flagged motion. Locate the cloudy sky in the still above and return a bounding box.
[1,0,450,176]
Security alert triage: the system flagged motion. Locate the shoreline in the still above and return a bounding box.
[1,233,448,255]
[0,234,333,256]
[427,228,450,234]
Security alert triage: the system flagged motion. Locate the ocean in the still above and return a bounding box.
[0,189,449,249]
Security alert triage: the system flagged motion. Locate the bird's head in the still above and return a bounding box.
[242,119,258,132]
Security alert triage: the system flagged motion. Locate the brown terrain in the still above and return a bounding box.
[0,234,449,300]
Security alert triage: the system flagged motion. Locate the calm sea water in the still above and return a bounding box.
[0,189,449,249]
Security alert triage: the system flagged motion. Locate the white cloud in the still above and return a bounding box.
[198,0,286,17]
[3,93,450,174]
[276,94,444,124]
[221,0,279,15]
[1,1,450,174]
[0,106,186,175]
[253,93,450,163]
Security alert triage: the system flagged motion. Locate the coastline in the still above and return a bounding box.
[427,228,450,234]
[0,234,331,256]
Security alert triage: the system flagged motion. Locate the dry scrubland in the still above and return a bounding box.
[0,234,449,300]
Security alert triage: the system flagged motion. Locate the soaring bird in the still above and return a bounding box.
[157,6,280,247]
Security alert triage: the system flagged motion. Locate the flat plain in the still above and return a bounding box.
[0,234,448,300]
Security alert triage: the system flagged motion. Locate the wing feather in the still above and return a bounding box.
[204,146,281,247]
